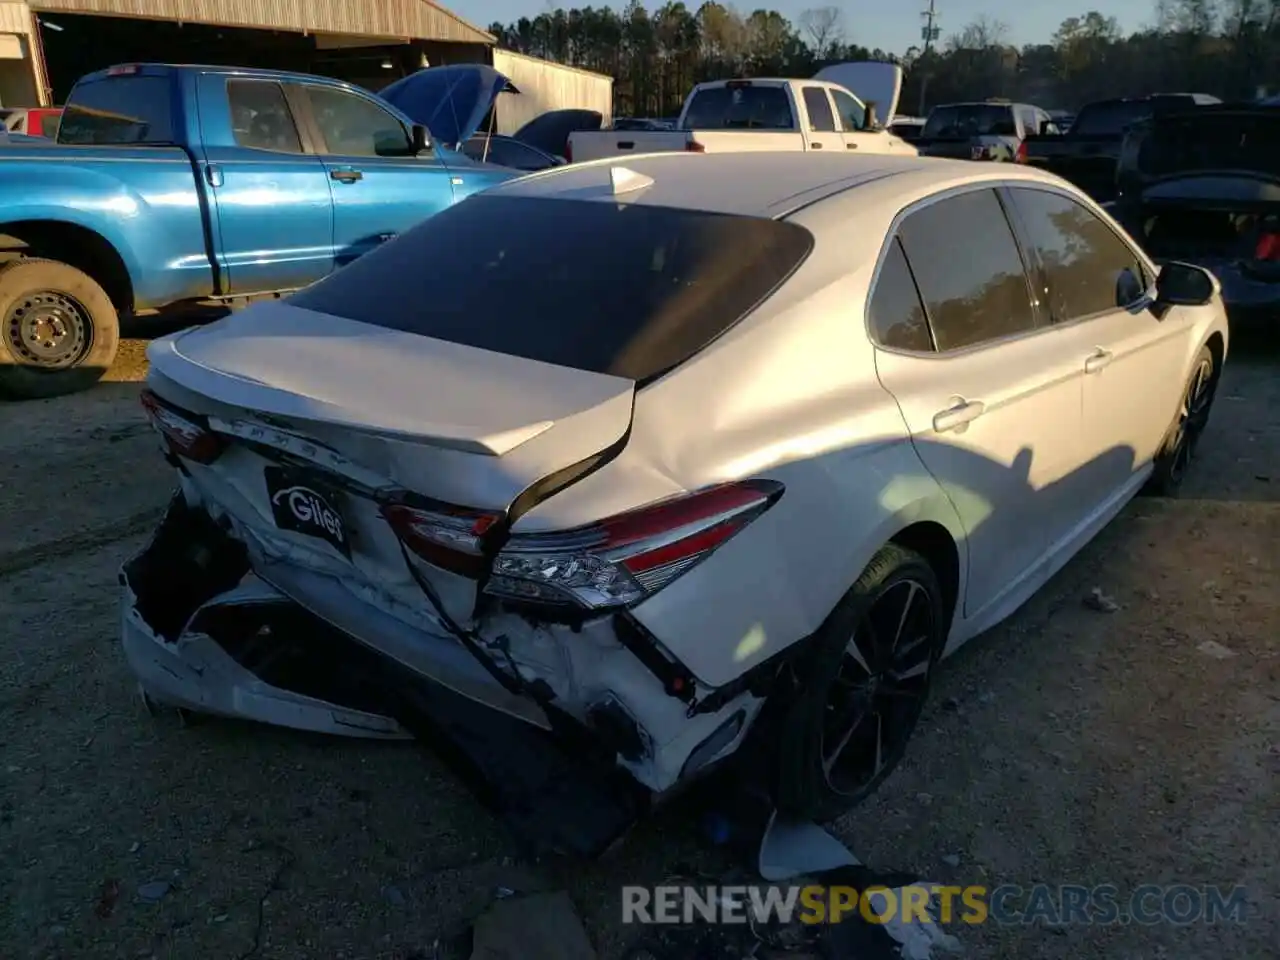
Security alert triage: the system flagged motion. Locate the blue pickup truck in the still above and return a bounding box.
[0,63,516,399]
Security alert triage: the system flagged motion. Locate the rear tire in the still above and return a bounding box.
[771,544,947,822]
[0,258,120,400]
[1144,344,1216,497]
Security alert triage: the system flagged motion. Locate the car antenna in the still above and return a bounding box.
[609,166,654,196]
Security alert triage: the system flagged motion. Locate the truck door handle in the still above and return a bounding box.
[1084,349,1113,374]
[846,142,858,149]
[810,141,823,149]
[204,164,223,188]
[330,168,363,183]
[617,141,635,149]
[932,399,986,433]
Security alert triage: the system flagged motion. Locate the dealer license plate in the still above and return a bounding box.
[264,465,351,558]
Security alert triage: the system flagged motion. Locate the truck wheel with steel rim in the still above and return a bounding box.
[772,543,947,822]
[1144,344,1217,497]
[0,258,119,400]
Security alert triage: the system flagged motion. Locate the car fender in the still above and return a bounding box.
[0,161,197,308]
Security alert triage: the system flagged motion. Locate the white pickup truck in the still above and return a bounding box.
[567,62,916,162]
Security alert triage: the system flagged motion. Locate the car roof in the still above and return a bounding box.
[485,152,1070,219]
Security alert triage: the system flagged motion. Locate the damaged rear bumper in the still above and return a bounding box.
[117,496,666,855]
[120,575,412,739]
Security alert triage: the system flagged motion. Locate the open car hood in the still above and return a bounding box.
[812,61,902,126]
[513,108,603,157]
[379,65,519,147]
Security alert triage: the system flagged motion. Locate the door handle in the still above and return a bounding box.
[617,141,635,149]
[932,399,986,433]
[810,141,823,149]
[1084,348,1114,374]
[330,168,363,183]
[846,142,858,149]
[204,163,223,188]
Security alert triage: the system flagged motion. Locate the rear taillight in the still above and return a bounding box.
[382,503,501,578]
[140,389,225,464]
[1014,141,1028,163]
[1255,231,1280,262]
[484,480,783,611]
[685,140,705,153]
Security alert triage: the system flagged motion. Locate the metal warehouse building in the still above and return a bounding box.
[0,0,611,132]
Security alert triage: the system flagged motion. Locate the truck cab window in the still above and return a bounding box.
[304,86,412,157]
[801,87,837,132]
[830,89,867,132]
[227,81,302,154]
[58,76,175,145]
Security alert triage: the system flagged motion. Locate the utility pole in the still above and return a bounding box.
[917,0,940,116]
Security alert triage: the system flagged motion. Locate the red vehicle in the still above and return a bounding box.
[0,106,63,139]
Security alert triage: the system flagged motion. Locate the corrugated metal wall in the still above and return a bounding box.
[29,0,493,44]
[0,0,31,32]
[492,49,611,135]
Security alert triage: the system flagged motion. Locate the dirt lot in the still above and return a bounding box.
[1,331,1277,959]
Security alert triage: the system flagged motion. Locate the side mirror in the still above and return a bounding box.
[1155,261,1216,307]
[411,123,431,154]
[862,102,880,130]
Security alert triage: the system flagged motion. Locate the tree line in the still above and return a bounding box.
[486,1,1280,118]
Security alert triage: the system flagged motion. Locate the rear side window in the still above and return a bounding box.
[868,239,933,352]
[58,76,174,145]
[39,113,61,138]
[288,195,814,382]
[227,81,303,153]
[802,87,837,132]
[682,85,795,131]
[898,189,1036,351]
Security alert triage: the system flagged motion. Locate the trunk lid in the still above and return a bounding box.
[146,301,635,627]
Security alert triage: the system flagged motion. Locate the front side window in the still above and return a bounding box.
[898,189,1037,351]
[227,80,302,154]
[304,86,412,158]
[830,89,867,132]
[1006,187,1147,323]
[802,87,837,132]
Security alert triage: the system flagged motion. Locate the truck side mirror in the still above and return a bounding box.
[411,123,431,154]
[863,102,880,130]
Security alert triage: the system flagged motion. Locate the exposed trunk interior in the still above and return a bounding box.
[1128,207,1276,261]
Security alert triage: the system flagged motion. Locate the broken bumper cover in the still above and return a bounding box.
[118,496,649,856]
[120,575,411,739]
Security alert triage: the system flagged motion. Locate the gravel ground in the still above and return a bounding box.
[0,330,1277,959]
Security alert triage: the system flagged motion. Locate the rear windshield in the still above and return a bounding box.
[1138,111,1280,177]
[922,104,1016,138]
[288,194,814,382]
[58,76,175,145]
[1072,101,1156,136]
[682,85,795,130]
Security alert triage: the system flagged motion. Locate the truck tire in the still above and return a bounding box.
[0,258,120,400]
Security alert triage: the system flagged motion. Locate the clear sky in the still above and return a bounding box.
[450,0,1158,57]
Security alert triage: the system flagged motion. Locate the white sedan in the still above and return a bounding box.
[123,152,1226,828]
